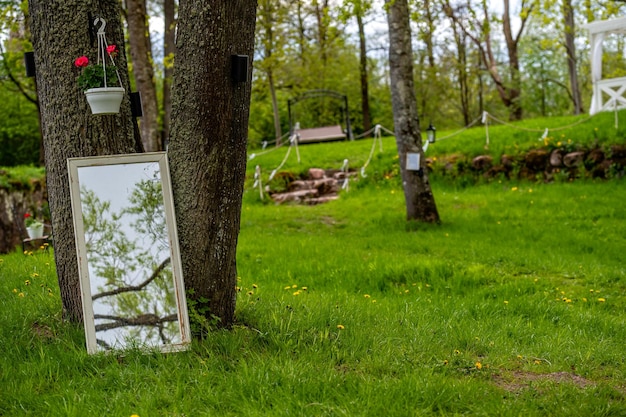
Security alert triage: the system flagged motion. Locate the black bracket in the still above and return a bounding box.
[231,55,248,83]
[88,12,97,47]
[24,52,35,77]
[130,91,143,118]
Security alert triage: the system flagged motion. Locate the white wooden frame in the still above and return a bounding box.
[68,152,191,354]
[583,16,626,115]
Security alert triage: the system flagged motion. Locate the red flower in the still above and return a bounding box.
[106,44,118,56]
[23,213,31,219]
[74,56,89,68]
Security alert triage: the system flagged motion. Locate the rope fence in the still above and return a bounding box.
[250,109,613,197]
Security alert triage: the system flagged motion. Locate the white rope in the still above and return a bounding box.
[253,165,264,200]
[94,18,122,88]
[353,126,377,140]
[268,133,298,181]
[360,124,385,177]
[341,159,350,191]
[485,111,595,133]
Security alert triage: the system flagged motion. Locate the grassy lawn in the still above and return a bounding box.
[1,175,625,416]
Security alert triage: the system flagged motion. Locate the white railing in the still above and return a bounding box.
[591,76,626,114]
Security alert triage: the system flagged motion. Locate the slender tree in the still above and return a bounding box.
[563,0,583,114]
[27,0,142,322]
[126,0,160,151]
[386,0,439,223]
[168,0,257,328]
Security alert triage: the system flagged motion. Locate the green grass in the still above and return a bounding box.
[1,177,625,416]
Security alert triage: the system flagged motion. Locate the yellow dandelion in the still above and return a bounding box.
[31,273,39,278]
[284,286,291,290]
[511,187,518,191]
[504,300,509,305]
[12,288,17,293]
[582,298,587,302]
[475,362,482,370]
[131,414,140,417]
[292,284,298,289]
[371,300,377,303]
[517,355,523,359]
[293,291,301,296]
[247,291,253,296]
[534,360,541,365]
[336,324,345,330]
[235,286,241,292]
[404,289,409,293]
[18,292,25,297]
[598,298,606,302]
[23,251,27,255]
[364,294,371,298]
[454,349,461,355]
[565,299,572,303]
[528,189,533,193]
[301,287,307,291]
[443,359,448,365]
[24,280,31,286]
[252,284,258,289]
[39,245,45,250]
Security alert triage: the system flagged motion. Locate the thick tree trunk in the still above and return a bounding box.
[356,12,371,134]
[386,0,439,223]
[126,0,160,152]
[563,0,584,115]
[168,0,257,328]
[28,0,142,322]
[162,0,176,148]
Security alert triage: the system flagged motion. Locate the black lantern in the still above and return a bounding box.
[426,123,436,144]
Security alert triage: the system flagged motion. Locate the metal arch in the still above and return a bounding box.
[287,89,353,140]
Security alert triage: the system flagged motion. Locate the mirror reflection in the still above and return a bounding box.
[68,153,190,354]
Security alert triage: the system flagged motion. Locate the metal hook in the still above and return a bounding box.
[93,17,106,35]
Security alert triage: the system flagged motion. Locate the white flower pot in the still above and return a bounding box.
[85,87,125,115]
[27,224,44,239]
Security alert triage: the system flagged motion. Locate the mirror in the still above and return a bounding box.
[68,152,190,354]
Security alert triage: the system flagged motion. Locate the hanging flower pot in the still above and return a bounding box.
[23,213,44,239]
[27,224,44,239]
[74,18,124,115]
[84,87,125,115]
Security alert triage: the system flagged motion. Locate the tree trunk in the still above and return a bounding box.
[28,0,142,323]
[168,0,257,328]
[356,12,371,133]
[126,0,160,152]
[268,69,283,145]
[386,0,439,223]
[563,0,584,115]
[162,0,176,148]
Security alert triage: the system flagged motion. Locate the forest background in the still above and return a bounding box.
[1,0,626,166]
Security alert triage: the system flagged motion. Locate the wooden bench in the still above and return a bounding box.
[296,125,346,144]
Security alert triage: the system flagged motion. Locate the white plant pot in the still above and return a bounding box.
[84,87,125,115]
[27,224,44,239]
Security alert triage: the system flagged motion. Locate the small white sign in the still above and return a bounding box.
[406,152,421,171]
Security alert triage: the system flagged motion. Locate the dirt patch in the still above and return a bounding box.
[492,371,594,393]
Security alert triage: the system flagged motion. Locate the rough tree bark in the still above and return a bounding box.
[28,0,142,322]
[168,0,257,328]
[126,0,161,151]
[563,0,584,115]
[386,0,439,223]
[356,12,371,134]
[162,0,176,147]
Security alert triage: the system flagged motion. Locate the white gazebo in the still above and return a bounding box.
[584,16,626,114]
